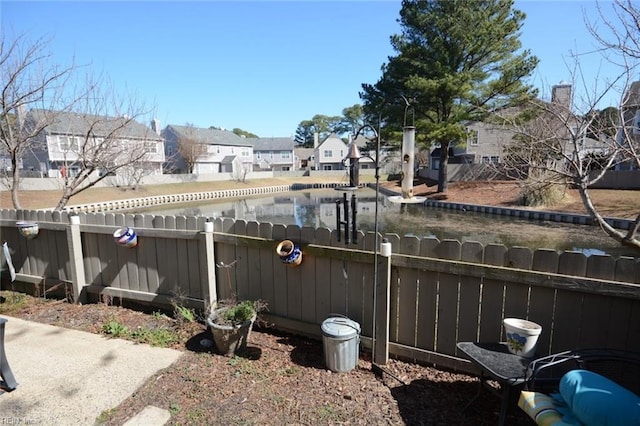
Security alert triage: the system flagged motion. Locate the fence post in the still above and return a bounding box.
[203,220,217,308]
[66,214,87,304]
[374,239,392,365]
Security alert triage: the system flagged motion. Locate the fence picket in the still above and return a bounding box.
[458,241,484,344]
[272,224,288,316]
[614,256,640,283]
[478,244,508,343]
[435,240,462,355]
[329,229,348,315]
[258,222,275,309]
[586,254,615,280]
[245,221,263,303]
[285,225,303,321]
[300,226,318,324]
[233,220,250,301]
[315,228,332,323]
[416,237,440,351]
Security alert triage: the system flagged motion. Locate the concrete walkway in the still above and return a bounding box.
[0,316,182,425]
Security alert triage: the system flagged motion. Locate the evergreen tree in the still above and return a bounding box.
[361,0,538,192]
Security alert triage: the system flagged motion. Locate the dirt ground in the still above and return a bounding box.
[0,292,532,425]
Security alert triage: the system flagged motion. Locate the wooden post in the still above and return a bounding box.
[203,220,218,308]
[66,215,87,304]
[374,239,392,365]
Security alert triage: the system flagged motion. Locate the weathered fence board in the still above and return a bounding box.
[416,238,439,352]
[478,245,508,343]
[300,226,318,324]
[435,240,462,355]
[458,241,483,344]
[2,209,640,372]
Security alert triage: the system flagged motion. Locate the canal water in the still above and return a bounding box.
[128,187,639,259]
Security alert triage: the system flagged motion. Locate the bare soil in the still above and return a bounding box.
[0,293,532,425]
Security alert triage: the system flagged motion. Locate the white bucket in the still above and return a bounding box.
[321,316,360,372]
[503,318,542,358]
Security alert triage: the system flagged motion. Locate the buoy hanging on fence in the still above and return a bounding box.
[276,239,302,267]
[113,226,138,248]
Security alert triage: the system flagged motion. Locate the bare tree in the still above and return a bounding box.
[0,31,159,211]
[497,65,640,249]
[42,84,156,210]
[177,124,205,173]
[0,32,75,209]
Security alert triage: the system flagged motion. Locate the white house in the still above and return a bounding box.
[22,109,164,178]
[313,133,348,170]
[162,125,253,174]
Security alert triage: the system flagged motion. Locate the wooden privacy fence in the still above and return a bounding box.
[1,208,639,373]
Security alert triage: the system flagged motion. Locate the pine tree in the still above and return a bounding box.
[361,0,539,192]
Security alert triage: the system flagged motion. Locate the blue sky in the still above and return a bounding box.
[1,1,628,137]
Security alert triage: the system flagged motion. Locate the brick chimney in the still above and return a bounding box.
[551,82,572,109]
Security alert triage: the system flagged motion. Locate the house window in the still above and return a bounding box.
[167,146,175,155]
[468,129,479,146]
[490,156,499,164]
[241,148,250,157]
[281,152,290,159]
[282,166,290,171]
[481,156,491,164]
[324,150,332,158]
[432,158,440,170]
[323,165,333,170]
[144,142,157,153]
[256,152,261,159]
[59,136,79,151]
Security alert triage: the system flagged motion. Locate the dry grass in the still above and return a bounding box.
[3,176,367,210]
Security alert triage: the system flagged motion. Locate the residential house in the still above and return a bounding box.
[162,125,253,174]
[427,83,608,180]
[351,134,378,170]
[22,109,164,178]
[617,80,640,170]
[313,133,348,171]
[304,132,393,173]
[294,147,315,170]
[245,137,295,171]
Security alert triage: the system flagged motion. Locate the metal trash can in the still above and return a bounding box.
[321,315,361,372]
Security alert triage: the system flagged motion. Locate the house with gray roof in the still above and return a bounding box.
[22,109,164,178]
[244,137,295,171]
[294,147,315,170]
[162,124,253,174]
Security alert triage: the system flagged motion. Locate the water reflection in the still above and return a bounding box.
[130,188,638,259]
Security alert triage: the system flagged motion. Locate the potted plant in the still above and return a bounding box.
[205,299,266,357]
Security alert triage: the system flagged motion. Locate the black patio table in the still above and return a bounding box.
[457,341,533,426]
[0,317,18,391]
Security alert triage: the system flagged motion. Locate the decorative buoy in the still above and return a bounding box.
[276,239,302,267]
[113,226,138,248]
[16,221,39,239]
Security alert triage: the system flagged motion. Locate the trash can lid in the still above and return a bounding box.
[321,317,360,338]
